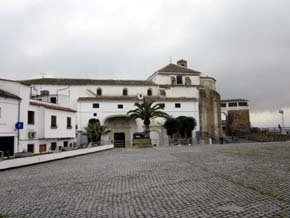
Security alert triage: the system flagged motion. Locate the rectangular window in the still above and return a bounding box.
[176,75,183,85]
[67,117,72,129]
[93,103,99,108]
[175,103,181,108]
[63,141,68,147]
[51,142,57,150]
[39,144,47,153]
[228,102,237,107]
[28,111,35,125]
[27,144,34,153]
[118,104,123,109]
[221,103,226,107]
[238,102,248,107]
[50,97,57,104]
[51,115,57,128]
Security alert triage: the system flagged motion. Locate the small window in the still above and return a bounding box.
[159,103,165,109]
[147,89,152,96]
[175,103,181,108]
[221,103,227,107]
[118,104,123,109]
[238,102,248,107]
[185,77,191,85]
[93,113,97,117]
[171,77,176,85]
[51,115,57,128]
[67,117,72,129]
[63,141,68,147]
[160,89,166,96]
[28,111,35,125]
[93,103,99,108]
[123,88,128,96]
[51,142,57,151]
[176,75,183,85]
[50,97,57,104]
[97,88,102,96]
[228,102,237,107]
[27,144,34,153]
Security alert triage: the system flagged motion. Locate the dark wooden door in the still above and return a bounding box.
[114,133,125,148]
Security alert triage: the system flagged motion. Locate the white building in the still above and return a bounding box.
[221,99,251,135]
[0,79,77,157]
[23,59,221,147]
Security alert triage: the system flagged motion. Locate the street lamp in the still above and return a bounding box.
[279,109,284,128]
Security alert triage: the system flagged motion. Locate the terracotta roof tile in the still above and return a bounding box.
[157,63,201,75]
[22,78,157,86]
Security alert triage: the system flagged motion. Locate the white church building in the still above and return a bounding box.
[22,59,221,147]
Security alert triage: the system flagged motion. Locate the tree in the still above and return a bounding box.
[176,116,197,138]
[84,119,111,145]
[163,116,197,138]
[163,117,180,137]
[127,99,169,138]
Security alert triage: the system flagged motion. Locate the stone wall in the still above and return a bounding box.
[241,132,290,142]
[227,110,251,134]
[199,88,222,143]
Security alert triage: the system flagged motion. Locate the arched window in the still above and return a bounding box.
[147,88,152,96]
[185,77,191,86]
[97,88,102,96]
[123,88,128,96]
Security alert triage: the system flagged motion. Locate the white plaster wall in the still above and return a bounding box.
[163,87,199,98]
[151,74,200,86]
[78,100,200,132]
[44,109,76,139]
[31,84,158,109]
[0,97,18,136]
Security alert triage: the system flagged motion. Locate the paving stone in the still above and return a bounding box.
[0,142,290,217]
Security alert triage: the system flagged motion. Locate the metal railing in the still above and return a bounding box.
[168,138,193,146]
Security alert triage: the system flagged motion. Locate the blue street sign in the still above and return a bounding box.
[15,122,24,130]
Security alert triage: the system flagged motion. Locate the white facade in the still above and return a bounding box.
[24,61,208,147]
[0,79,77,156]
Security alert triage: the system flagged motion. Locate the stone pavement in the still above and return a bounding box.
[0,142,290,217]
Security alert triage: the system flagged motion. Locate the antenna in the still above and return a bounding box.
[40,73,46,78]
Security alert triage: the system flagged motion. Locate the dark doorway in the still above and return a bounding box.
[0,137,14,157]
[114,133,125,148]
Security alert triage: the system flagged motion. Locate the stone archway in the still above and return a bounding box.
[104,116,137,147]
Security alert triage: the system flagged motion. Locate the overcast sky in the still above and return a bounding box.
[0,0,289,127]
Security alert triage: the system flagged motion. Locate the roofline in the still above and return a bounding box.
[200,76,216,82]
[0,89,22,100]
[221,99,249,102]
[21,78,158,86]
[0,78,30,86]
[30,100,76,112]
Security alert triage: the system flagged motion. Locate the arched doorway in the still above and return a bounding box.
[104,116,137,148]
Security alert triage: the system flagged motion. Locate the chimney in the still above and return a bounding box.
[177,59,187,68]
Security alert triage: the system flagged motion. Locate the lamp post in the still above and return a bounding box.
[279,109,284,128]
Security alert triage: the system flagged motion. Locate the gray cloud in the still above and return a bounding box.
[0,0,289,114]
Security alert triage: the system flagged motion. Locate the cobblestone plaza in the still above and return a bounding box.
[1,142,290,217]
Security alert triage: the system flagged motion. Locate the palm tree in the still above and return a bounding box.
[84,119,111,145]
[127,99,169,138]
